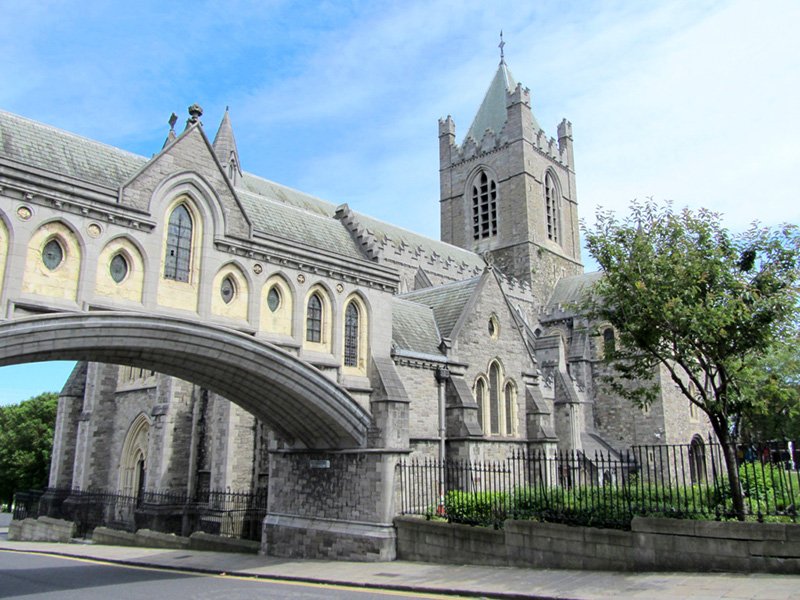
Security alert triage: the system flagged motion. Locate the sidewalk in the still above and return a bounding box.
[1,530,798,599]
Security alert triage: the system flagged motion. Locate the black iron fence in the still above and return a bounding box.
[397,440,800,529]
[12,487,268,540]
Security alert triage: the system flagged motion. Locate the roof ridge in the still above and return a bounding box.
[398,274,482,298]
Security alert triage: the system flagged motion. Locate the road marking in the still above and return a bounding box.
[0,549,464,599]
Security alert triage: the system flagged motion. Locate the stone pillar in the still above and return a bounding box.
[262,449,401,561]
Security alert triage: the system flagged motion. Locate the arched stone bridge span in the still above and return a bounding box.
[0,312,371,449]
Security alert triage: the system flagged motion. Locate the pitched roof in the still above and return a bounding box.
[546,271,604,310]
[464,62,516,144]
[399,275,482,338]
[391,297,443,357]
[346,209,486,271]
[236,188,365,259]
[0,110,146,188]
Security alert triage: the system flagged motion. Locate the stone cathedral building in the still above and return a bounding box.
[1,56,712,507]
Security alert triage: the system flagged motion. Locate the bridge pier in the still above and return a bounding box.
[262,449,402,561]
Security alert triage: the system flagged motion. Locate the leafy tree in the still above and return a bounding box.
[738,333,800,442]
[0,392,59,506]
[582,200,800,520]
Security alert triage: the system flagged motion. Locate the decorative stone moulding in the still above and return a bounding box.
[86,223,102,238]
[16,205,32,221]
[296,273,305,284]
[253,263,263,275]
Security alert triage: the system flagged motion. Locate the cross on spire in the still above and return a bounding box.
[499,30,505,64]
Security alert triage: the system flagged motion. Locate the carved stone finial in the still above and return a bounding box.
[168,112,178,131]
[186,104,203,129]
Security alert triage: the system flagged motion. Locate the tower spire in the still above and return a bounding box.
[499,30,505,64]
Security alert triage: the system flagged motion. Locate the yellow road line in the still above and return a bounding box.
[0,549,464,599]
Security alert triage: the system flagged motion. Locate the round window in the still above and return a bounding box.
[109,253,129,283]
[42,239,64,271]
[267,286,281,312]
[220,276,236,304]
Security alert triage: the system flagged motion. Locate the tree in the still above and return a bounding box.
[582,200,800,520]
[738,333,800,442]
[0,392,59,506]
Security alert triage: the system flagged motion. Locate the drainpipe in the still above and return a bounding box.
[435,365,450,515]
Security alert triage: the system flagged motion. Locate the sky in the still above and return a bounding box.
[0,0,798,405]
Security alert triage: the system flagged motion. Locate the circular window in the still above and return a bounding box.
[267,286,281,312]
[488,315,500,339]
[42,239,64,271]
[109,253,129,283]
[220,276,236,304]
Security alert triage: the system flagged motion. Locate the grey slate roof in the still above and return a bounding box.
[0,110,146,188]
[348,209,486,271]
[546,271,604,310]
[391,298,443,356]
[399,275,481,338]
[241,173,337,218]
[236,189,365,259]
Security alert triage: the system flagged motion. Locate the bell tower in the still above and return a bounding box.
[439,44,583,304]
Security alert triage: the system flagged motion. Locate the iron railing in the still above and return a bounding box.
[397,440,800,529]
[11,486,268,540]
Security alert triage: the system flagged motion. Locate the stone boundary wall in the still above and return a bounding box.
[394,516,800,574]
[8,517,75,543]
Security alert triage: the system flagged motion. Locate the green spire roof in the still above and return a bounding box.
[464,61,516,144]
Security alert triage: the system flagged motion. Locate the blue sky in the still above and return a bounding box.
[1,0,798,404]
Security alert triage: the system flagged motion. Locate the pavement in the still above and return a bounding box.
[1,521,799,599]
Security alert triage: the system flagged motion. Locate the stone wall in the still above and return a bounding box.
[395,516,800,574]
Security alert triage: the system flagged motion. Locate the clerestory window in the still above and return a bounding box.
[164,204,193,282]
[306,293,323,343]
[472,170,497,240]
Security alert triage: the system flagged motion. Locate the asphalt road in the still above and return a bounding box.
[0,551,457,600]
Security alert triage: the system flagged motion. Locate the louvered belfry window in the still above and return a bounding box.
[472,170,497,240]
[164,204,192,282]
[545,172,560,243]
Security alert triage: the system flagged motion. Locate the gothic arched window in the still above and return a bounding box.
[472,170,497,240]
[344,301,360,367]
[164,204,193,282]
[504,381,516,436]
[488,361,501,435]
[475,377,487,432]
[545,171,560,243]
[603,327,616,360]
[306,293,323,343]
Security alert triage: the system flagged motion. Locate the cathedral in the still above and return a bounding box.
[0,55,712,510]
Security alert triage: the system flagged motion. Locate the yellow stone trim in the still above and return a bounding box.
[95,237,145,303]
[22,221,82,302]
[260,274,293,336]
[210,262,249,321]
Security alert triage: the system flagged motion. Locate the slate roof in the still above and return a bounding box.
[391,298,443,357]
[399,275,482,338]
[348,209,486,272]
[236,188,364,259]
[546,271,604,310]
[0,110,146,188]
[241,173,337,218]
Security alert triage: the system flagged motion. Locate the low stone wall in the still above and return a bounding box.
[394,516,800,574]
[7,517,76,543]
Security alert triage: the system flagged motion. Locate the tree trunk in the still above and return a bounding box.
[716,428,746,521]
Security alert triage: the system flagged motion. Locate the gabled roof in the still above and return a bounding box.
[391,297,443,357]
[0,110,146,188]
[399,275,482,339]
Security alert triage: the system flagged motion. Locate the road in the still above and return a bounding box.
[0,551,458,600]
